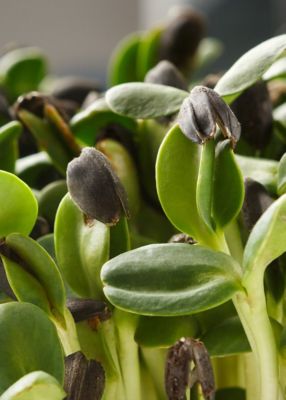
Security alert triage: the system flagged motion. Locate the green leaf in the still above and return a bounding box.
[0,302,64,394]
[202,316,250,357]
[0,371,65,400]
[277,153,286,195]
[18,110,72,175]
[136,119,167,203]
[196,140,215,231]
[156,124,218,247]
[263,57,286,81]
[108,32,141,86]
[136,27,162,81]
[0,121,22,173]
[70,98,137,146]
[38,180,67,227]
[1,233,66,317]
[110,217,130,258]
[235,154,278,194]
[0,47,47,101]
[54,194,109,299]
[243,194,286,278]
[215,35,286,101]
[16,152,58,190]
[212,140,244,229]
[0,171,38,237]
[101,243,242,316]
[106,83,188,119]
[135,315,198,347]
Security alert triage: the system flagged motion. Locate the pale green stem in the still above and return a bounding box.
[234,272,283,400]
[205,231,283,399]
[114,310,141,400]
[51,308,81,356]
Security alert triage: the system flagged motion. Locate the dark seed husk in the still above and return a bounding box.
[67,147,129,225]
[145,60,188,91]
[241,178,274,231]
[231,81,273,149]
[159,8,206,74]
[67,298,111,323]
[64,351,105,400]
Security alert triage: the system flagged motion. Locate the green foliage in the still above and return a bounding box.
[0,171,38,237]
[106,83,188,119]
[54,194,110,298]
[215,35,286,101]
[101,243,242,316]
[0,302,64,394]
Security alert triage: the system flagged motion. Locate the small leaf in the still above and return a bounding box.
[202,316,250,357]
[0,121,22,173]
[235,154,278,194]
[1,233,66,317]
[0,171,38,237]
[108,32,141,86]
[101,243,242,316]
[136,26,162,81]
[156,124,217,246]
[0,47,47,101]
[0,302,64,394]
[243,194,286,278]
[106,83,188,119]
[0,371,65,400]
[215,35,286,101]
[54,194,109,299]
[196,140,215,231]
[212,140,244,229]
[38,180,67,227]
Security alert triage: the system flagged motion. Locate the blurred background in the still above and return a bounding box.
[0,0,285,84]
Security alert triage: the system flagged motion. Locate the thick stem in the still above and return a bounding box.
[114,310,141,400]
[234,274,283,400]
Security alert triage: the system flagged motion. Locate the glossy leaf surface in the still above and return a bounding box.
[0,171,38,237]
[101,243,242,316]
[106,83,188,119]
[108,32,141,86]
[0,372,65,400]
[0,302,64,394]
[1,233,66,317]
[243,194,286,277]
[156,124,216,246]
[55,194,109,299]
[0,47,47,100]
[215,35,286,100]
[212,140,244,229]
[0,121,22,173]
